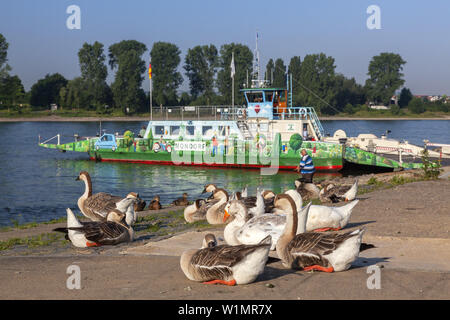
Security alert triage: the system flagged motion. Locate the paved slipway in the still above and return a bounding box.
[0,179,449,300]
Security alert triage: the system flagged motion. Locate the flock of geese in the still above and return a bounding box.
[54,171,370,286]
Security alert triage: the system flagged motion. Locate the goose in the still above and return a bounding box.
[320,180,358,203]
[53,208,134,248]
[202,183,218,196]
[201,233,218,248]
[134,198,147,212]
[236,188,274,215]
[76,171,139,224]
[223,195,311,251]
[294,179,320,202]
[184,199,208,223]
[206,188,231,224]
[180,234,272,286]
[148,195,162,210]
[275,194,366,272]
[306,200,359,232]
[172,193,189,206]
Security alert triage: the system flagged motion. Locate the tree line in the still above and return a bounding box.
[0,33,448,115]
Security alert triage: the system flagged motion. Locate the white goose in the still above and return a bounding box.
[76,171,139,225]
[184,199,208,223]
[54,208,134,248]
[180,234,272,286]
[320,180,358,203]
[276,194,366,273]
[223,195,311,251]
[275,188,359,233]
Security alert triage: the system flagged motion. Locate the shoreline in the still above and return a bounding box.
[0,115,449,122]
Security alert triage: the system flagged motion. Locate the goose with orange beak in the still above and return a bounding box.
[180,234,272,286]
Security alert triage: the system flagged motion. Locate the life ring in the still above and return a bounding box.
[152,142,161,152]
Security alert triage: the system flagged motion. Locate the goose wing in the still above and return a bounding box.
[288,231,359,267]
[84,192,122,218]
[68,221,128,245]
[190,243,269,280]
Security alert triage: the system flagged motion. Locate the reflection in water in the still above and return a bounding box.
[0,120,448,226]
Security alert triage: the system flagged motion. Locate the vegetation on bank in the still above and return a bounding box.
[0,33,448,118]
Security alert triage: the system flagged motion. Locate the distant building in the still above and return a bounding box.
[50,104,58,111]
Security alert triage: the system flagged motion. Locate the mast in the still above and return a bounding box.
[252,32,260,87]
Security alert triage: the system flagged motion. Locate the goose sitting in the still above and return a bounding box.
[202,233,218,248]
[223,195,311,251]
[54,208,134,248]
[134,198,147,212]
[276,195,366,272]
[294,179,320,202]
[148,195,162,210]
[206,188,231,224]
[180,234,272,286]
[76,171,139,224]
[320,180,358,203]
[306,200,359,232]
[184,199,208,223]
[236,188,274,215]
[172,193,190,206]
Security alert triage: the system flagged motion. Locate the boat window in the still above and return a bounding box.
[154,126,165,135]
[264,92,273,102]
[170,126,180,135]
[218,126,230,136]
[185,126,195,136]
[202,126,213,136]
[246,92,264,103]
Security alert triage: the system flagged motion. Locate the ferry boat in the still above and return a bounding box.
[39,37,435,172]
[38,80,428,172]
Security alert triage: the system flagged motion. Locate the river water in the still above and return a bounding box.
[0,120,448,226]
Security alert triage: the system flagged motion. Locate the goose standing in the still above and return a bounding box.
[276,194,366,272]
[76,171,139,224]
[180,234,272,286]
[320,180,358,203]
[54,208,134,248]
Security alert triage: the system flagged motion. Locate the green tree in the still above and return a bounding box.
[0,33,11,79]
[288,56,302,103]
[64,77,90,110]
[294,53,337,114]
[29,73,68,108]
[365,53,406,105]
[109,40,147,113]
[408,97,425,114]
[333,74,366,113]
[272,58,286,88]
[0,75,25,111]
[151,42,183,106]
[398,87,413,108]
[289,133,303,153]
[184,45,218,102]
[78,41,109,109]
[216,43,253,104]
[264,58,274,85]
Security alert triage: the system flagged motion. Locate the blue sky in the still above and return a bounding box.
[1,0,449,95]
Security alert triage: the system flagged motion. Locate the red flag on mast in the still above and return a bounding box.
[148,63,152,79]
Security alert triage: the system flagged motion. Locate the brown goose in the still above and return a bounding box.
[184,199,208,223]
[76,171,139,225]
[206,188,232,224]
[275,193,367,273]
[294,179,320,202]
[148,195,162,210]
[172,193,189,206]
[180,234,272,286]
[201,233,218,248]
[53,208,134,248]
[319,180,358,203]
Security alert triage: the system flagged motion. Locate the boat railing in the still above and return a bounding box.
[39,134,60,145]
[273,107,325,139]
[150,105,243,121]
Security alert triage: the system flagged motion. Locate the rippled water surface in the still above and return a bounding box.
[0,120,448,226]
